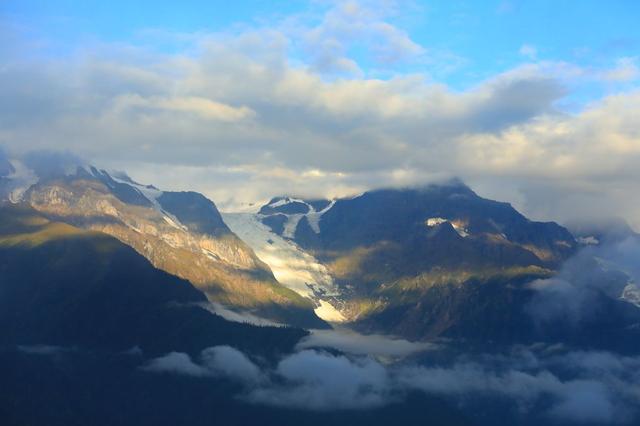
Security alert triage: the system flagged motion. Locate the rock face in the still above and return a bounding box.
[254,181,640,350]
[0,204,307,355]
[10,166,325,328]
[259,181,577,297]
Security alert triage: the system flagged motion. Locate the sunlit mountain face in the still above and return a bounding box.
[1,1,640,426]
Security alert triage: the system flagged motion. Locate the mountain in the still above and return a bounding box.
[0,205,472,426]
[0,204,306,356]
[0,160,325,328]
[254,181,640,350]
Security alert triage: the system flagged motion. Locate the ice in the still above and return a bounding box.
[222,212,345,322]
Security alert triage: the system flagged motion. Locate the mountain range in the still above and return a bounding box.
[3,157,640,350]
[252,182,640,351]
[2,155,640,425]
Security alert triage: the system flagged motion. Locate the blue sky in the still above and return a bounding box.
[1,1,639,227]
[4,1,639,91]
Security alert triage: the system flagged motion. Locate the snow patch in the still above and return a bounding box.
[261,197,335,236]
[578,236,600,245]
[426,217,448,227]
[306,200,335,233]
[109,173,188,232]
[426,217,469,238]
[283,214,304,238]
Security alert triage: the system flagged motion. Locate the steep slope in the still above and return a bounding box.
[4,164,325,328]
[259,181,576,298]
[222,212,345,322]
[255,182,640,350]
[0,204,307,356]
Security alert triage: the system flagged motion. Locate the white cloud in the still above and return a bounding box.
[142,352,209,377]
[299,0,425,74]
[141,344,640,423]
[519,44,538,59]
[248,349,391,410]
[601,57,640,82]
[1,2,639,230]
[201,345,263,383]
[297,328,436,358]
[112,95,255,122]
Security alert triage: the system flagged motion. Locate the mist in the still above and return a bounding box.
[141,343,640,424]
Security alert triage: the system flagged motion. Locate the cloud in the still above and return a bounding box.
[397,346,640,424]
[22,150,85,179]
[248,349,391,410]
[297,328,436,358]
[601,57,639,82]
[17,344,73,355]
[526,235,640,326]
[142,352,209,377]
[1,2,640,230]
[300,0,425,74]
[112,95,255,122]
[519,44,538,59]
[142,345,264,382]
[205,302,282,327]
[141,344,640,423]
[0,145,13,176]
[201,345,263,383]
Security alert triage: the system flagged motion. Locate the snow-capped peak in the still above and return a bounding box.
[258,196,336,237]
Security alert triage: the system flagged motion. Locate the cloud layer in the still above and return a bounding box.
[527,234,640,326]
[142,344,640,423]
[1,1,639,229]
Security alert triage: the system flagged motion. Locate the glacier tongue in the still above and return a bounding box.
[222,212,345,322]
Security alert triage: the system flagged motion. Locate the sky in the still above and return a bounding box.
[1,0,639,228]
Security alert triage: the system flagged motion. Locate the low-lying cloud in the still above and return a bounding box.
[249,350,391,410]
[142,345,264,383]
[297,328,437,358]
[527,234,640,326]
[142,344,640,423]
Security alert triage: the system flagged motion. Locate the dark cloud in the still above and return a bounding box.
[17,344,73,356]
[22,150,85,179]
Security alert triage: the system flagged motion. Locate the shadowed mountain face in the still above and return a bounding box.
[0,205,307,356]
[259,181,576,291]
[302,182,574,263]
[157,191,231,237]
[3,165,326,329]
[256,182,640,350]
[0,205,476,426]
